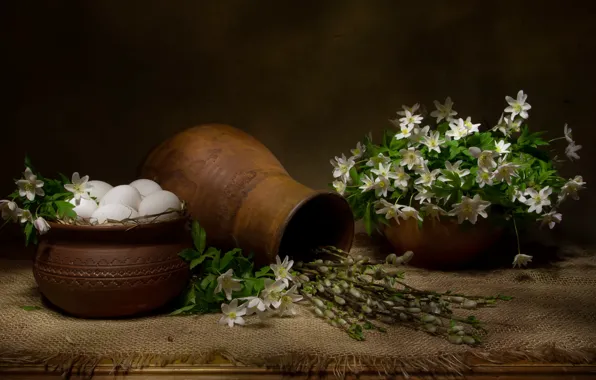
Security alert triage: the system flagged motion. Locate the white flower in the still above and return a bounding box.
[538,211,562,229]
[449,194,491,224]
[559,175,586,201]
[395,124,414,140]
[475,170,494,188]
[33,217,51,235]
[512,253,532,268]
[261,279,287,308]
[512,188,526,203]
[350,141,366,159]
[523,186,552,214]
[63,172,92,206]
[330,154,355,183]
[393,167,410,190]
[332,180,346,196]
[421,130,445,153]
[494,140,511,155]
[396,103,420,116]
[408,125,430,145]
[469,147,498,172]
[18,209,32,224]
[15,168,45,201]
[493,113,509,135]
[446,118,469,140]
[563,124,574,143]
[430,97,458,123]
[375,199,402,222]
[219,299,247,327]
[398,110,424,129]
[505,90,531,119]
[414,167,441,187]
[493,160,519,185]
[565,141,582,161]
[463,117,480,134]
[359,174,375,192]
[399,148,423,170]
[1,200,20,222]
[414,187,434,204]
[420,202,446,221]
[439,160,470,182]
[239,296,269,319]
[277,285,303,316]
[374,176,394,198]
[371,163,398,180]
[365,153,391,168]
[399,206,423,222]
[215,268,243,300]
[270,255,294,287]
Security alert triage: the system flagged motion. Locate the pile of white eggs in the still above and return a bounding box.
[71,179,183,225]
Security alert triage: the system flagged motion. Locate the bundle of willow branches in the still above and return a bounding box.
[292,246,510,344]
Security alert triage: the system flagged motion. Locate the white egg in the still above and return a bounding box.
[138,190,182,222]
[86,180,113,201]
[99,185,142,210]
[129,179,162,198]
[91,204,139,225]
[70,198,98,219]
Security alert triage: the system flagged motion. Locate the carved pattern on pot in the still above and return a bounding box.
[33,260,188,278]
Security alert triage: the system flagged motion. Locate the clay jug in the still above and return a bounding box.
[140,124,354,265]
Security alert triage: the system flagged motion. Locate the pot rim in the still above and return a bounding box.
[47,216,188,232]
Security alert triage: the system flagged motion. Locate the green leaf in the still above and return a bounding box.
[58,172,71,184]
[255,265,272,278]
[211,249,221,271]
[363,321,374,330]
[220,248,241,271]
[192,221,207,254]
[24,222,34,247]
[178,248,200,261]
[21,305,41,311]
[349,167,360,184]
[54,201,76,219]
[200,274,217,290]
[185,285,197,305]
[24,155,35,172]
[190,256,207,270]
[347,324,365,341]
[169,304,197,315]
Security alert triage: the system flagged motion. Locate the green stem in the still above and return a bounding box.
[512,217,521,255]
[0,219,10,231]
[408,192,415,207]
[548,136,567,143]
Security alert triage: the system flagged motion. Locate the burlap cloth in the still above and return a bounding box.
[1,239,596,377]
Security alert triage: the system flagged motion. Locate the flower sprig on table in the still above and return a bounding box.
[175,221,509,345]
[0,156,83,245]
[330,90,586,267]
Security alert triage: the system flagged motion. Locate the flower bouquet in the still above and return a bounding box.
[330,90,586,267]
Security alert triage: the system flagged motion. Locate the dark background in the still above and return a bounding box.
[1,1,595,243]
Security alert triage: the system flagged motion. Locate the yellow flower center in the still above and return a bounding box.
[24,183,34,192]
[463,204,473,213]
[229,312,236,319]
[281,295,292,304]
[278,268,287,277]
[379,182,385,188]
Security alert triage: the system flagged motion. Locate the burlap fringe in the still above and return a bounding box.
[1,344,595,379]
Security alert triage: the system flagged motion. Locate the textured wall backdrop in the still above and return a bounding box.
[1,1,595,242]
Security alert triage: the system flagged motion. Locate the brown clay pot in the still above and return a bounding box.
[382,217,502,269]
[33,219,191,318]
[141,124,354,266]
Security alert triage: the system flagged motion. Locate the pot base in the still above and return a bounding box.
[33,219,191,318]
